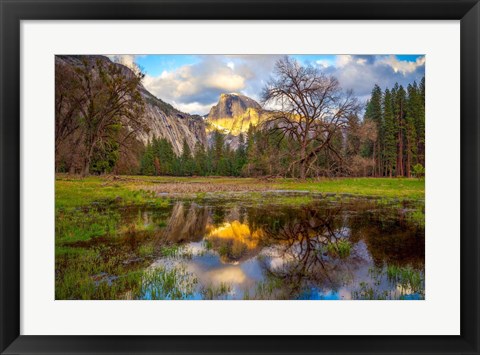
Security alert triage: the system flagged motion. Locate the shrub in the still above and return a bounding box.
[412,164,425,178]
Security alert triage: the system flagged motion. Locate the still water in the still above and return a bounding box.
[57,193,425,300]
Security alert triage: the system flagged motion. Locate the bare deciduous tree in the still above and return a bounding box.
[262,57,360,179]
[55,63,84,156]
[72,58,145,176]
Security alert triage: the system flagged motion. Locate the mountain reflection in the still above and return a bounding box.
[143,198,424,299]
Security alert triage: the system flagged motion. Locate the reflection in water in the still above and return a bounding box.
[56,195,425,300]
[143,197,424,300]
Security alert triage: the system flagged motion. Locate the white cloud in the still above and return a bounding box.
[110,54,136,68]
[141,55,283,115]
[138,54,425,116]
[322,55,425,100]
[205,72,245,91]
[173,101,216,116]
[377,55,426,75]
[107,54,146,75]
[316,60,332,68]
[356,58,367,65]
[336,55,353,67]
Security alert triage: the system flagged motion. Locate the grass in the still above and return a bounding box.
[351,265,425,300]
[254,275,285,300]
[138,243,155,257]
[55,174,424,299]
[386,265,424,293]
[139,265,198,300]
[56,175,424,206]
[144,176,424,200]
[352,281,391,300]
[55,246,145,300]
[56,175,170,210]
[327,239,352,259]
[56,207,120,244]
[201,282,232,300]
[274,177,424,200]
[407,209,425,228]
[160,245,180,257]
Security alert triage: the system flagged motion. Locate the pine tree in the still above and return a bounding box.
[140,141,155,175]
[212,130,225,175]
[193,144,207,176]
[364,84,383,175]
[234,133,247,176]
[392,84,406,176]
[405,83,419,177]
[180,139,193,176]
[383,89,397,177]
[416,77,426,167]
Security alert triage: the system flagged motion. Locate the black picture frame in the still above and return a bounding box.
[1,0,479,354]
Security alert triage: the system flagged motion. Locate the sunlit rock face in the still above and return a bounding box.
[206,93,266,135]
[55,55,207,156]
[205,220,264,263]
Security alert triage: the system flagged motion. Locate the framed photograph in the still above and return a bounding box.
[1,0,479,354]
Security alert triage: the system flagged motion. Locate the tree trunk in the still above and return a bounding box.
[406,142,411,178]
[299,160,307,180]
[82,154,91,177]
[81,136,95,177]
[397,130,404,177]
[299,144,307,180]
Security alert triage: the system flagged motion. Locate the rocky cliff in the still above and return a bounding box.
[206,93,265,135]
[138,87,207,154]
[55,55,207,155]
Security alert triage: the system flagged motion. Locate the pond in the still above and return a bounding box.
[55,193,425,300]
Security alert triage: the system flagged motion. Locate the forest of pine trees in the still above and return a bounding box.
[364,77,425,177]
[140,133,247,177]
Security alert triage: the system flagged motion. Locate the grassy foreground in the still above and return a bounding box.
[56,175,424,209]
[55,175,424,299]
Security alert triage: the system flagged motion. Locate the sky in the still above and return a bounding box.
[109,54,425,116]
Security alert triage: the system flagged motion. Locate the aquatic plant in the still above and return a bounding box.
[386,265,424,294]
[160,245,180,257]
[327,239,352,259]
[407,209,425,228]
[138,243,155,257]
[352,282,391,300]
[201,282,232,300]
[139,265,198,300]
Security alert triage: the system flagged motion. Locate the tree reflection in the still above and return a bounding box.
[257,206,359,299]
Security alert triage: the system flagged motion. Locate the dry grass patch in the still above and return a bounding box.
[144,181,271,195]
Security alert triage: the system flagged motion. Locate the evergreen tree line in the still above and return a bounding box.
[364,78,425,177]
[140,132,247,176]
